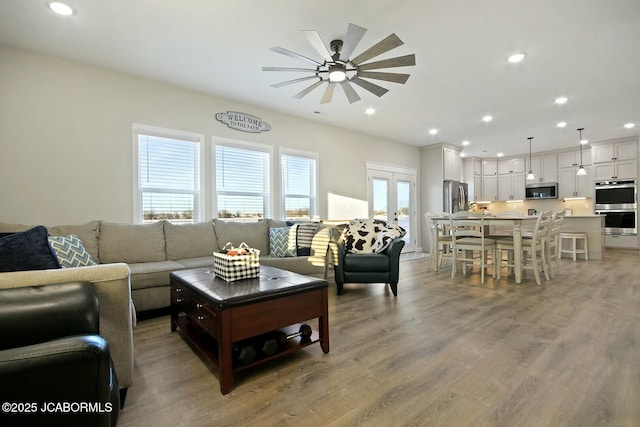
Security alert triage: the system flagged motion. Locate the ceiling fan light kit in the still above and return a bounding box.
[263,23,416,104]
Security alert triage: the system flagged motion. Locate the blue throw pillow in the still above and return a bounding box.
[269,226,297,257]
[48,234,97,268]
[0,226,62,272]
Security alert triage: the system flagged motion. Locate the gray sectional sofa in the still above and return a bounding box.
[0,219,331,313]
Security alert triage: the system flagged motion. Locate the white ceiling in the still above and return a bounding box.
[1,0,639,158]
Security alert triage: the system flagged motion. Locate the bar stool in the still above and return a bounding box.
[559,232,589,261]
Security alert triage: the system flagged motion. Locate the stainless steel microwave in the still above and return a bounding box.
[525,182,558,200]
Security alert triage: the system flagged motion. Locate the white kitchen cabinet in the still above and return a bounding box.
[592,140,637,163]
[558,166,592,198]
[482,174,498,201]
[463,158,482,201]
[527,154,557,183]
[557,148,591,168]
[480,160,498,201]
[497,157,525,175]
[443,146,462,181]
[498,172,525,201]
[593,159,638,180]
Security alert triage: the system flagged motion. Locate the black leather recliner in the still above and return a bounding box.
[0,282,120,427]
[333,236,405,296]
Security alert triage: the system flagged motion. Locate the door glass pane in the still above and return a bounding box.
[397,180,411,244]
[372,178,388,220]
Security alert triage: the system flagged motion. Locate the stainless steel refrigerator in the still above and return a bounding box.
[443,180,469,213]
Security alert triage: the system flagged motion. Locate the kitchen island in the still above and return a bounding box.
[560,215,605,260]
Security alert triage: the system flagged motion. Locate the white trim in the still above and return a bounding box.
[365,161,418,176]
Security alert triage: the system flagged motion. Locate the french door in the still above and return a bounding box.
[366,165,417,253]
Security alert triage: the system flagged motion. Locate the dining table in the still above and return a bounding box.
[429,215,539,284]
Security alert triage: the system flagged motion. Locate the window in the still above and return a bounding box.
[134,125,203,223]
[281,151,317,220]
[215,141,271,219]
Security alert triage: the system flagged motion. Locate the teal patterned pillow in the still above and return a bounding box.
[48,234,97,268]
[269,226,297,257]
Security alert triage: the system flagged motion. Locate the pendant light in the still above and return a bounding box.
[526,137,536,181]
[577,128,587,176]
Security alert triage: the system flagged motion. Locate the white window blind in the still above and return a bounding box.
[215,144,270,219]
[137,134,200,223]
[281,152,317,220]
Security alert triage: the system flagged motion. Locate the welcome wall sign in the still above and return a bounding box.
[215,111,271,133]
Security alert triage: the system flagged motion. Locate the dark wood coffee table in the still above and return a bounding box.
[170,265,329,394]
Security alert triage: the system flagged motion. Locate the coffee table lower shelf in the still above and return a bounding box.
[173,315,322,374]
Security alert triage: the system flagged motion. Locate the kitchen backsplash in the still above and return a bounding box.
[480,198,593,216]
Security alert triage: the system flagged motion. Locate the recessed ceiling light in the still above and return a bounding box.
[497,152,504,157]
[48,2,74,16]
[482,115,493,122]
[365,107,375,115]
[459,152,466,157]
[556,121,567,128]
[462,140,470,146]
[555,96,568,104]
[624,122,636,129]
[429,128,438,135]
[507,52,526,63]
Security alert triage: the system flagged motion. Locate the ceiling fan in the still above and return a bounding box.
[262,23,416,104]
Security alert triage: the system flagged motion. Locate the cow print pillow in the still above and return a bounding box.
[342,219,406,254]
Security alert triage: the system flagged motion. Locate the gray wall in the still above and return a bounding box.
[0,45,421,227]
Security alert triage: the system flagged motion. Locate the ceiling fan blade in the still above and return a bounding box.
[271,75,319,88]
[320,83,336,104]
[350,77,389,97]
[262,66,318,72]
[293,80,325,99]
[339,23,367,62]
[303,30,334,63]
[351,33,404,65]
[358,71,410,84]
[358,54,416,71]
[270,46,323,66]
[339,81,361,104]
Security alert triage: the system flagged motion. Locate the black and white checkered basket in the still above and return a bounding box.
[213,242,260,282]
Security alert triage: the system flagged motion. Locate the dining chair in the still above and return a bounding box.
[545,210,566,278]
[487,210,523,238]
[425,213,452,270]
[449,211,496,284]
[495,210,553,285]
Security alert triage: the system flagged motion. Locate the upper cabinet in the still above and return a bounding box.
[443,146,462,181]
[497,157,525,175]
[591,139,638,180]
[526,154,557,183]
[481,160,498,201]
[592,140,637,163]
[557,148,592,168]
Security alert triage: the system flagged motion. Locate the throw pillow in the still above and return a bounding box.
[48,234,98,268]
[342,219,406,254]
[0,226,61,272]
[295,222,319,256]
[269,226,297,257]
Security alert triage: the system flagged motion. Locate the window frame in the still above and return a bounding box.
[132,124,205,224]
[280,148,319,221]
[212,137,274,221]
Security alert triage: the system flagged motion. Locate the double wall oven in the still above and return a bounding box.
[594,179,637,235]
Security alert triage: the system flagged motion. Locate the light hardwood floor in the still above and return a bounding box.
[118,249,640,427]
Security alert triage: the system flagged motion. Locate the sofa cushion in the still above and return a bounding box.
[213,219,270,254]
[0,222,32,233]
[127,260,185,290]
[174,256,214,270]
[48,234,98,268]
[0,226,61,272]
[99,221,166,263]
[49,221,100,263]
[164,220,218,260]
[269,226,297,257]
